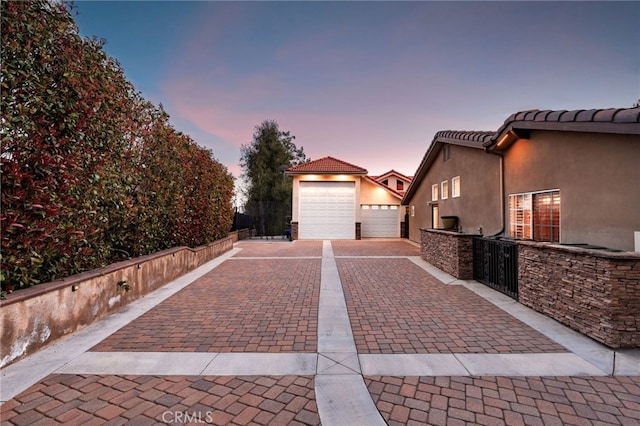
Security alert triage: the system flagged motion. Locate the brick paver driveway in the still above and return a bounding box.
[2,239,638,425]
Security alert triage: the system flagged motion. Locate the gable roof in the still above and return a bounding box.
[373,169,413,183]
[486,107,640,151]
[285,156,368,175]
[401,130,494,204]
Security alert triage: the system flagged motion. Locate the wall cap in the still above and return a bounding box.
[0,237,234,307]
[517,240,640,260]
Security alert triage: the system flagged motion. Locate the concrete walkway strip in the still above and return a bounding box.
[317,241,357,354]
[455,353,608,376]
[229,256,322,260]
[317,353,361,375]
[315,375,386,426]
[359,354,469,376]
[615,349,640,375]
[314,241,382,425]
[202,353,317,376]
[56,352,218,375]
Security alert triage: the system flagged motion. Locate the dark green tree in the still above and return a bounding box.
[240,120,307,237]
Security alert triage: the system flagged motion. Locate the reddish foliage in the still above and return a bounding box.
[1,1,234,291]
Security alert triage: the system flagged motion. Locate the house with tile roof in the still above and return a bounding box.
[403,107,640,251]
[371,170,413,194]
[285,156,403,239]
[484,107,640,251]
[401,131,502,242]
[402,107,640,349]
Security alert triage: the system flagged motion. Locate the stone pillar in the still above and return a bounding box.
[291,222,299,241]
[355,222,361,240]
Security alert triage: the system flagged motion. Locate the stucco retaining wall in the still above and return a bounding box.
[420,228,478,279]
[517,241,640,348]
[0,237,233,368]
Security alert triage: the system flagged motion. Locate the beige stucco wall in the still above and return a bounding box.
[407,144,502,242]
[360,179,401,205]
[503,131,640,251]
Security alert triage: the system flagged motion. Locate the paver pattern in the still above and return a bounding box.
[331,240,421,257]
[2,239,638,426]
[93,259,320,353]
[232,241,322,258]
[338,257,567,354]
[1,374,319,425]
[365,375,640,426]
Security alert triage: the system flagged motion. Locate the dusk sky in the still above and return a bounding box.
[73,1,639,181]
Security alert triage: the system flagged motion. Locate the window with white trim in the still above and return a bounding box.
[431,184,438,201]
[441,181,448,199]
[509,190,560,242]
[452,176,460,198]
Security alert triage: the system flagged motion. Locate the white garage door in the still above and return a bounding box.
[299,181,355,239]
[361,205,399,238]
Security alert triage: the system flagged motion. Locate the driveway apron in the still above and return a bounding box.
[1,239,639,425]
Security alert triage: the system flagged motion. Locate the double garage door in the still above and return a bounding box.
[298,181,399,239]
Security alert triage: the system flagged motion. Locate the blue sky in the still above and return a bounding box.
[73,1,639,180]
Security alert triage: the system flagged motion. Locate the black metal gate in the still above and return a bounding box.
[473,237,518,299]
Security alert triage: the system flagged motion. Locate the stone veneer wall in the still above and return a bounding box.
[356,222,361,240]
[517,241,640,348]
[420,228,478,279]
[0,237,233,368]
[291,222,299,240]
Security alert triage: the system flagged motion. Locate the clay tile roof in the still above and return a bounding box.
[486,107,640,150]
[615,108,640,122]
[285,156,368,175]
[434,130,495,145]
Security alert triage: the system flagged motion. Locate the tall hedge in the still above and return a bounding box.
[1,1,234,292]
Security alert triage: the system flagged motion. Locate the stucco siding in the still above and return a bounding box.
[407,144,502,242]
[503,132,640,251]
[360,179,401,205]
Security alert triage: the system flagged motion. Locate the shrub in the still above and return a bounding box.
[1,1,233,291]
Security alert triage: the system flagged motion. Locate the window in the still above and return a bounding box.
[509,194,531,239]
[396,181,404,191]
[509,190,560,242]
[452,176,460,198]
[382,179,388,186]
[431,184,438,201]
[442,145,451,162]
[441,181,449,199]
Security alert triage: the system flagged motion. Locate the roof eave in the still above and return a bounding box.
[485,121,640,152]
[285,170,368,177]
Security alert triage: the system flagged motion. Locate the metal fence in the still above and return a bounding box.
[472,237,518,299]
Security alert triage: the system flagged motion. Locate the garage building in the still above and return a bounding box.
[286,157,404,240]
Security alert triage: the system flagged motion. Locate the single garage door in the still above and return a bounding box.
[361,205,399,238]
[299,181,355,239]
